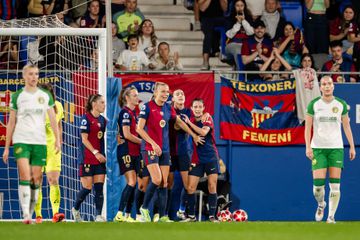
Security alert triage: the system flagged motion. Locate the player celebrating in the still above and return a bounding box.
[2,64,60,224]
[182,98,220,222]
[136,82,203,222]
[305,76,356,223]
[72,94,107,222]
[34,83,65,223]
[113,86,142,223]
[168,89,193,220]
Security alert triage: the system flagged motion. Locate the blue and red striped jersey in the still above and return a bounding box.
[169,107,192,156]
[117,106,140,156]
[139,100,176,153]
[79,113,107,165]
[191,115,219,164]
[0,0,16,20]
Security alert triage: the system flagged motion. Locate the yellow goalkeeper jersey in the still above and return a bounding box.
[46,101,64,145]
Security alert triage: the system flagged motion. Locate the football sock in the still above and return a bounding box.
[74,188,91,210]
[158,187,167,217]
[153,190,159,214]
[126,186,135,214]
[50,184,61,215]
[34,187,42,217]
[208,193,217,217]
[188,193,196,216]
[94,183,104,216]
[179,188,188,212]
[118,184,135,212]
[329,179,341,218]
[18,180,31,219]
[165,188,172,215]
[313,178,325,206]
[29,183,40,217]
[135,189,145,214]
[142,181,158,209]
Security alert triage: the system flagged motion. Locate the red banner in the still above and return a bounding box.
[220,76,304,145]
[117,73,215,114]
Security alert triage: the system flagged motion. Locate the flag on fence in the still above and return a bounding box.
[117,73,215,114]
[220,76,304,146]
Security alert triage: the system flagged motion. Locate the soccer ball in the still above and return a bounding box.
[232,209,248,222]
[216,210,232,222]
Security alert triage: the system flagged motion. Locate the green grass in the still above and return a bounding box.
[1,221,360,240]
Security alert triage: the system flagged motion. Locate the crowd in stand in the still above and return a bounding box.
[0,0,360,81]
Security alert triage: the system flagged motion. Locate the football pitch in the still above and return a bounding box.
[1,221,360,240]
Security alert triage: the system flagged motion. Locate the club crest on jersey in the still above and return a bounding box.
[159,119,166,128]
[97,131,103,139]
[160,111,164,116]
[332,107,339,113]
[38,97,45,104]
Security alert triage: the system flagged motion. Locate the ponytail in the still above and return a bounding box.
[86,94,102,112]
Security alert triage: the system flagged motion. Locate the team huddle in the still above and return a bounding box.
[1,65,356,224]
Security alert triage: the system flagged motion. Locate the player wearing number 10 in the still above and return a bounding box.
[113,86,142,223]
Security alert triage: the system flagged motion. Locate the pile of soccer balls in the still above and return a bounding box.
[217,209,248,222]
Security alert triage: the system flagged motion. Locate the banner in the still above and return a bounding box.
[117,73,215,114]
[220,76,304,145]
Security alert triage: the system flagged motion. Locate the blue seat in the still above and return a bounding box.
[281,1,303,29]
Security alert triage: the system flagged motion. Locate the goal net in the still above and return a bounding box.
[0,15,107,221]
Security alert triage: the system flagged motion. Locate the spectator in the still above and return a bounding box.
[115,34,153,71]
[198,0,228,70]
[0,0,16,20]
[330,5,357,55]
[79,0,104,28]
[245,0,265,20]
[260,48,292,81]
[241,19,273,76]
[111,23,126,66]
[277,22,309,68]
[304,0,330,54]
[225,0,254,69]
[42,0,69,15]
[193,0,201,31]
[152,42,184,70]
[138,19,158,60]
[293,53,321,124]
[0,36,18,69]
[349,15,360,71]
[322,40,357,83]
[28,0,44,17]
[259,0,286,41]
[113,0,145,43]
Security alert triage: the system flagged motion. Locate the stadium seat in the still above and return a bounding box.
[281,1,303,29]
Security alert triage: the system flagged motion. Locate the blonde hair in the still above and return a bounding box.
[152,82,169,100]
[22,64,39,77]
